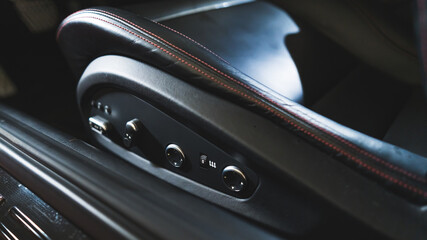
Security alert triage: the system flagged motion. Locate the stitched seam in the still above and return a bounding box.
[56,9,89,40]
[149,19,230,64]
[57,16,427,197]
[87,10,229,79]
[86,9,229,64]
[59,10,427,184]
[57,13,426,183]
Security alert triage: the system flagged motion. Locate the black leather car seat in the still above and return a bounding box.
[57,0,427,205]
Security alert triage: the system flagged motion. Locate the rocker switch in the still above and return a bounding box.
[123,119,143,148]
[89,116,110,135]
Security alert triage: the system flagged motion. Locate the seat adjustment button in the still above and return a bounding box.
[165,144,185,168]
[222,166,247,192]
[123,119,142,148]
[89,116,110,135]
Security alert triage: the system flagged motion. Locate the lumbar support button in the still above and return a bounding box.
[165,144,185,168]
[123,118,143,148]
[222,166,247,192]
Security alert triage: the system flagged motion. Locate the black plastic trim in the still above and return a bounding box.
[0,104,280,240]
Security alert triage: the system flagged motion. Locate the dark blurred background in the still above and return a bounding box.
[0,0,152,138]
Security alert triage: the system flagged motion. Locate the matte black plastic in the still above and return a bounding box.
[86,90,259,198]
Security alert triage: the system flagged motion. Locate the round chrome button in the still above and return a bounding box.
[165,144,185,168]
[222,166,247,192]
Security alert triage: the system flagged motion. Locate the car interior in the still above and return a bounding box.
[0,0,426,239]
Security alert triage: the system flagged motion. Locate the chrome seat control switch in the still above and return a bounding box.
[165,144,185,168]
[123,119,143,148]
[88,116,110,135]
[222,166,247,192]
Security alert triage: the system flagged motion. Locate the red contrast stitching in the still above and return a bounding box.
[58,10,427,185]
[56,9,88,40]
[57,15,427,197]
[86,9,228,79]
[86,9,230,64]
[149,19,231,64]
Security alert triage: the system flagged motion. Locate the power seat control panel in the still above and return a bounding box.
[85,90,258,198]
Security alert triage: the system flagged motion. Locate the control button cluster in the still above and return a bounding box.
[86,93,256,197]
[88,113,252,195]
[165,145,248,193]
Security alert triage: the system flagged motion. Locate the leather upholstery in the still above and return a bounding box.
[57,6,427,202]
[155,1,304,103]
[270,0,421,85]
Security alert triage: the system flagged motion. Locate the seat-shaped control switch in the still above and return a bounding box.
[89,116,110,135]
[123,119,143,148]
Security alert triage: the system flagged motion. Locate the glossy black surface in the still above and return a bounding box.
[0,167,89,240]
[0,104,282,240]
